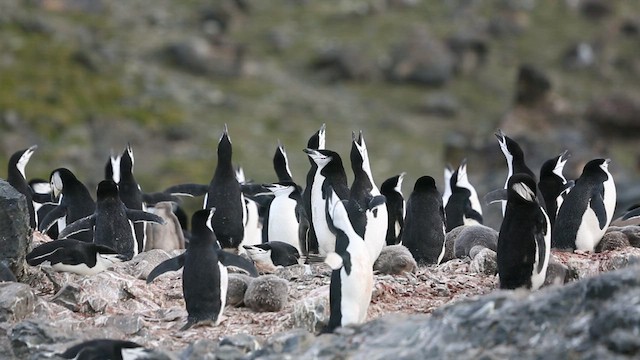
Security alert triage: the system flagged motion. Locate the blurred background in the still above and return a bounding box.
[1,0,639,229]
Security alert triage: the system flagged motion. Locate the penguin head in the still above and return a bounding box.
[50,168,72,199]
[218,125,233,160]
[96,180,120,200]
[119,143,134,173]
[381,172,406,195]
[553,150,570,177]
[235,166,247,184]
[350,130,372,175]
[11,145,37,179]
[265,182,295,196]
[455,159,476,191]
[507,173,537,203]
[303,148,334,167]
[307,123,326,150]
[582,158,611,179]
[414,176,438,194]
[243,244,274,267]
[495,130,524,162]
[191,208,219,246]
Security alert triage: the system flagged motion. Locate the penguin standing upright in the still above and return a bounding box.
[380,173,405,246]
[349,131,388,263]
[59,180,165,260]
[552,158,616,252]
[495,130,536,215]
[147,208,258,330]
[538,150,573,230]
[7,145,38,228]
[302,124,326,255]
[442,163,454,208]
[39,168,95,243]
[497,173,551,290]
[401,176,446,265]
[304,148,349,256]
[263,182,306,252]
[445,159,483,231]
[164,126,245,250]
[116,144,147,254]
[236,167,262,247]
[323,186,377,333]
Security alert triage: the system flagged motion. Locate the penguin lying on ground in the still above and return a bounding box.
[26,239,126,276]
[58,339,169,360]
[243,241,300,271]
[146,208,258,330]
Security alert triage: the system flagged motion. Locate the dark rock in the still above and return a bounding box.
[514,64,551,106]
[580,0,612,20]
[421,93,460,118]
[8,321,62,359]
[0,179,32,281]
[0,262,16,282]
[385,26,454,86]
[586,94,640,136]
[0,283,36,323]
[620,19,640,37]
[454,225,498,258]
[164,36,245,77]
[596,231,631,252]
[180,339,219,360]
[310,45,379,82]
[244,275,288,312]
[219,333,261,354]
[373,245,417,274]
[50,284,81,312]
[446,32,489,74]
[562,42,596,70]
[620,226,640,247]
[227,273,253,307]
[254,266,640,358]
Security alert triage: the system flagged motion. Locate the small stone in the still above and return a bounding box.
[180,339,218,360]
[105,314,143,335]
[291,286,330,333]
[219,333,261,353]
[595,231,630,252]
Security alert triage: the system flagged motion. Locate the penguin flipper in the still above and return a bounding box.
[26,240,71,266]
[164,183,208,197]
[142,192,181,205]
[217,250,259,277]
[483,189,508,205]
[622,207,640,221]
[589,185,608,229]
[125,209,166,225]
[38,204,68,232]
[368,195,387,210]
[58,215,96,239]
[146,253,186,283]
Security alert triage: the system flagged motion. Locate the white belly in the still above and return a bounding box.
[268,199,300,251]
[364,204,388,263]
[311,176,335,256]
[339,242,373,326]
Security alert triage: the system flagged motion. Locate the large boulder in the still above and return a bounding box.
[0,179,31,281]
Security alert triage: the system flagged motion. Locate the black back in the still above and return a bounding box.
[117,144,146,254]
[318,149,350,201]
[504,135,536,181]
[380,174,404,245]
[538,154,568,230]
[256,241,300,266]
[444,169,482,231]
[205,128,244,249]
[183,209,222,325]
[349,133,374,210]
[552,159,610,249]
[401,176,446,265]
[59,339,143,360]
[95,180,137,259]
[497,174,547,289]
[273,143,293,182]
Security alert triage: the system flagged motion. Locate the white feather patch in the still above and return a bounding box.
[325,252,343,270]
[512,182,535,202]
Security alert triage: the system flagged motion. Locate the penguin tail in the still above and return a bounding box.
[324,252,343,270]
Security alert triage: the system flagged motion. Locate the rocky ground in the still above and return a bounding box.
[3,229,640,358]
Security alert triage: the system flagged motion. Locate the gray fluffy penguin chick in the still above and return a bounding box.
[244,274,289,312]
[453,224,498,258]
[373,245,417,275]
[227,273,254,307]
[145,201,186,251]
